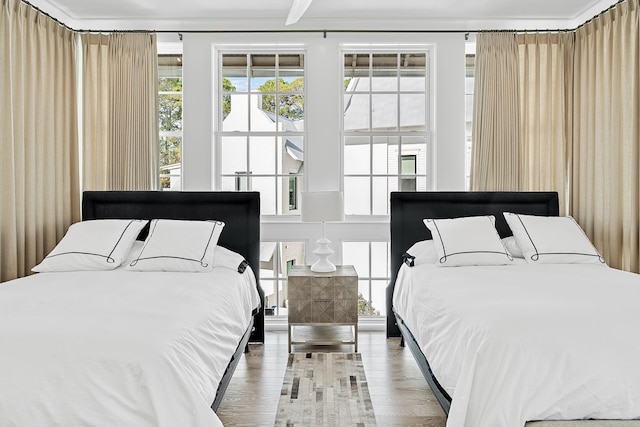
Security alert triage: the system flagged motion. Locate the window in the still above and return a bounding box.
[342,241,389,317]
[465,43,476,190]
[342,50,431,215]
[158,54,183,190]
[261,241,305,316]
[217,51,306,317]
[218,52,305,215]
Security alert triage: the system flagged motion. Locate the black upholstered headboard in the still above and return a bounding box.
[82,191,264,343]
[386,191,559,337]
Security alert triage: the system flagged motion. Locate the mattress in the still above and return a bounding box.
[393,262,640,427]
[0,266,260,427]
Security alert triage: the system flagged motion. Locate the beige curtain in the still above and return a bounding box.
[0,0,80,281]
[571,0,640,271]
[82,33,109,190]
[470,32,521,190]
[82,32,159,191]
[517,32,575,214]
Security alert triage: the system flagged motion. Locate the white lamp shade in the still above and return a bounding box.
[301,191,345,223]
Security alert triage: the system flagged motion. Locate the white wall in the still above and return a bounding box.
[179,31,466,264]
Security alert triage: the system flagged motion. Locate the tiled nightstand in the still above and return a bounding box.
[287,265,358,353]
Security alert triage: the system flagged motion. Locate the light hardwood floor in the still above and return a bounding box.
[216,328,447,426]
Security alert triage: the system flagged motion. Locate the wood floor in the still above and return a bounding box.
[216,328,447,426]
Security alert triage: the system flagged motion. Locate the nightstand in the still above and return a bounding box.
[287,265,358,353]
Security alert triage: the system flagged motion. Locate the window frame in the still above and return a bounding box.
[342,240,390,318]
[158,52,184,191]
[340,46,434,217]
[214,47,307,216]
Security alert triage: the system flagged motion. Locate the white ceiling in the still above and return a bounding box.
[29,0,620,32]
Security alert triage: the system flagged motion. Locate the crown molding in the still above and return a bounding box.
[45,17,595,33]
[26,0,81,29]
[570,0,621,28]
[23,0,621,33]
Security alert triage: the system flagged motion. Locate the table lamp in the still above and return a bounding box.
[301,191,345,273]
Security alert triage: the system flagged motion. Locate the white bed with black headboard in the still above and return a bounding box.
[387,192,640,427]
[0,191,263,427]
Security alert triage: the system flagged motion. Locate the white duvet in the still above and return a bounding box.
[393,262,640,427]
[0,267,260,427]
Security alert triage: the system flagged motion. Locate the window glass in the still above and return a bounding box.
[158,54,183,190]
[465,45,476,190]
[343,241,389,317]
[288,177,298,210]
[261,242,306,316]
[342,50,431,214]
[218,52,305,215]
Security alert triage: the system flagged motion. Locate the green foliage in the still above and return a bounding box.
[158,77,183,189]
[159,136,181,189]
[160,174,171,189]
[222,78,236,120]
[358,292,380,316]
[160,136,181,167]
[159,78,182,132]
[158,76,182,92]
[259,78,304,121]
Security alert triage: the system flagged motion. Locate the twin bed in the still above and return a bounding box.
[0,191,263,427]
[3,190,640,426]
[387,192,640,427]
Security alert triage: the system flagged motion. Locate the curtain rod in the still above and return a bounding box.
[574,0,627,31]
[19,0,74,32]
[20,0,629,36]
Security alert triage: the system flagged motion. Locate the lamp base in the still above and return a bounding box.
[310,237,336,273]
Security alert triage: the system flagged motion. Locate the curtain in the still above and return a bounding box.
[571,0,640,271]
[472,0,639,271]
[81,33,109,190]
[0,0,80,281]
[82,32,159,191]
[470,32,521,190]
[517,32,575,214]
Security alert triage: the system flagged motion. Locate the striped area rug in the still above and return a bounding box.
[275,352,377,427]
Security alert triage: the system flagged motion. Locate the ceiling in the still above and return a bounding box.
[29,0,620,32]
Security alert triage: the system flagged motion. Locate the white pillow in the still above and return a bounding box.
[127,219,225,272]
[213,245,248,273]
[403,240,437,266]
[504,213,606,265]
[423,216,514,267]
[115,241,145,270]
[502,236,524,258]
[32,219,147,272]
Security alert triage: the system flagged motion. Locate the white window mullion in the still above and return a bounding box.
[369,52,374,216]
[368,242,373,314]
[245,136,251,191]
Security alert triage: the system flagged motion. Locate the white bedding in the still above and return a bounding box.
[393,262,640,427]
[0,267,260,427]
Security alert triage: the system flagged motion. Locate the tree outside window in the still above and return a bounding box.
[158,54,183,190]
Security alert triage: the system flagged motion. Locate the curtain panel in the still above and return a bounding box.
[470,32,521,191]
[81,33,110,191]
[571,0,640,271]
[82,32,159,191]
[0,0,80,281]
[517,32,575,214]
[1,3,160,281]
[473,0,640,271]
